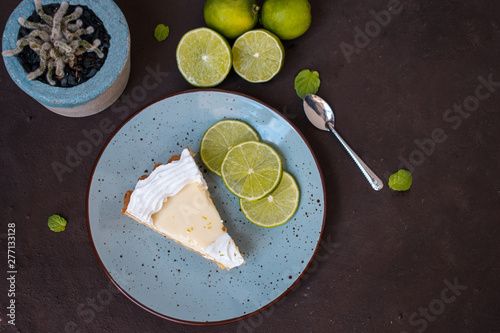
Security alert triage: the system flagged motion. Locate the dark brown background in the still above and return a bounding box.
[1,0,499,332]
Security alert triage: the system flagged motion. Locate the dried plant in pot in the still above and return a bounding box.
[2,0,130,117]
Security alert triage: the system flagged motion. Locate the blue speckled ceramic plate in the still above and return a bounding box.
[87,90,325,325]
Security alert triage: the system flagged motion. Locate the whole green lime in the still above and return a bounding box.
[204,0,260,39]
[260,0,312,40]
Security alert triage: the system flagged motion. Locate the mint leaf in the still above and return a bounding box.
[48,214,67,232]
[154,24,170,42]
[388,169,413,191]
[294,69,320,99]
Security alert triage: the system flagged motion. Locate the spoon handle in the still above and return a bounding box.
[327,122,384,191]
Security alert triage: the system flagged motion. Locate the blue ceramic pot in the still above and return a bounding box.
[2,0,130,117]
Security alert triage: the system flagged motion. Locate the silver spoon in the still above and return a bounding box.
[303,94,384,191]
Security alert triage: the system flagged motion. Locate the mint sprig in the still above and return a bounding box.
[154,24,170,42]
[48,214,67,232]
[294,69,320,99]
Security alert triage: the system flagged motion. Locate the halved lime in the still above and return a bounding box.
[200,120,260,176]
[240,172,299,228]
[232,29,284,83]
[176,27,232,87]
[221,141,282,200]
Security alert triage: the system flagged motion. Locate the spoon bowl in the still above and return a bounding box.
[303,94,335,130]
[303,94,384,191]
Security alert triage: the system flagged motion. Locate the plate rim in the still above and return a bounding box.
[85,88,327,326]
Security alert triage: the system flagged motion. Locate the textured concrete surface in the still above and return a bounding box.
[1,0,499,332]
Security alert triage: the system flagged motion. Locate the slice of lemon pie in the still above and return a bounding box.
[122,148,244,270]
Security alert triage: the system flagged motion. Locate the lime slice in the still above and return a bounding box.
[232,29,284,83]
[240,172,299,228]
[200,120,260,176]
[176,27,232,87]
[221,141,282,200]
